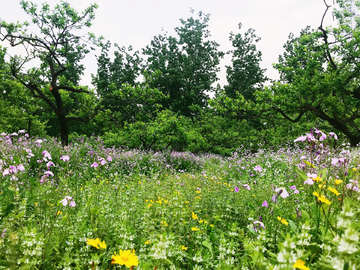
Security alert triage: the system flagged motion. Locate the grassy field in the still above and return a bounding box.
[0,130,359,269]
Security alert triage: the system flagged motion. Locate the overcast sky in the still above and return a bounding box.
[1,0,336,88]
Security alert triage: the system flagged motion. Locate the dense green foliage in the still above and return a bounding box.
[0,0,359,152]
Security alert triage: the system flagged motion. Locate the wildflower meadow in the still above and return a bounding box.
[0,129,359,269]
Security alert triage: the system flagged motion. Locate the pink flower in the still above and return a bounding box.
[2,169,10,177]
[17,164,25,171]
[331,158,339,166]
[60,196,75,206]
[274,187,289,198]
[107,156,113,162]
[60,155,70,162]
[234,186,239,192]
[69,201,76,207]
[315,128,327,141]
[44,171,54,177]
[262,201,268,208]
[243,184,251,190]
[329,132,338,140]
[90,162,98,168]
[254,165,262,172]
[46,161,55,168]
[99,158,106,166]
[294,135,307,142]
[42,150,52,159]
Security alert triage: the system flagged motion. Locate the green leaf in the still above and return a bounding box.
[288,219,298,234]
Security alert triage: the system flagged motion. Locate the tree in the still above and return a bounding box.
[225,23,267,101]
[262,0,360,146]
[0,1,99,146]
[143,11,224,117]
[92,41,143,98]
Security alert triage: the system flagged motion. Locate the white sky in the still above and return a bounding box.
[1,0,336,88]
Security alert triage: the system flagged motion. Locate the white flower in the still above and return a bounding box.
[338,239,358,254]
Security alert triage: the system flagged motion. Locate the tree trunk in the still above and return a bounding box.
[58,113,69,147]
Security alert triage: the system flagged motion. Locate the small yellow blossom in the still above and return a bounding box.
[195,190,201,193]
[353,168,357,171]
[335,179,343,185]
[192,212,198,220]
[313,176,322,182]
[145,240,150,245]
[277,216,288,225]
[181,245,187,250]
[328,186,340,196]
[57,211,62,215]
[318,195,331,205]
[210,224,214,227]
[86,238,106,249]
[191,227,200,231]
[292,259,309,270]
[313,191,320,197]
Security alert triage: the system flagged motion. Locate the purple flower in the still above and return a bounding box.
[234,186,239,192]
[2,169,10,177]
[243,184,251,190]
[107,156,113,162]
[254,165,262,172]
[9,165,17,174]
[289,185,297,190]
[331,158,339,166]
[262,201,268,208]
[274,187,289,198]
[19,129,26,134]
[294,135,307,142]
[60,196,75,207]
[90,162,98,168]
[60,155,70,162]
[46,161,55,168]
[315,128,327,141]
[99,158,106,166]
[44,171,54,177]
[42,150,52,159]
[253,220,265,229]
[294,189,300,194]
[69,201,76,207]
[329,132,338,140]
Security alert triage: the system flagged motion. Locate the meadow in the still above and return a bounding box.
[0,129,359,270]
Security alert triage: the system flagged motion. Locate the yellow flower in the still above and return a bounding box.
[181,245,187,250]
[111,249,139,268]
[145,240,150,245]
[335,179,343,185]
[210,224,214,227]
[352,168,357,171]
[86,238,106,249]
[57,211,62,215]
[313,191,320,197]
[318,195,331,205]
[318,184,323,189]
[313,176,322,182]
[195,190,201,193]
[277,216,288,225]
[328,186,340,196]
[192,212,198,220]
[191,227,200,231]
[292,259,309,270]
